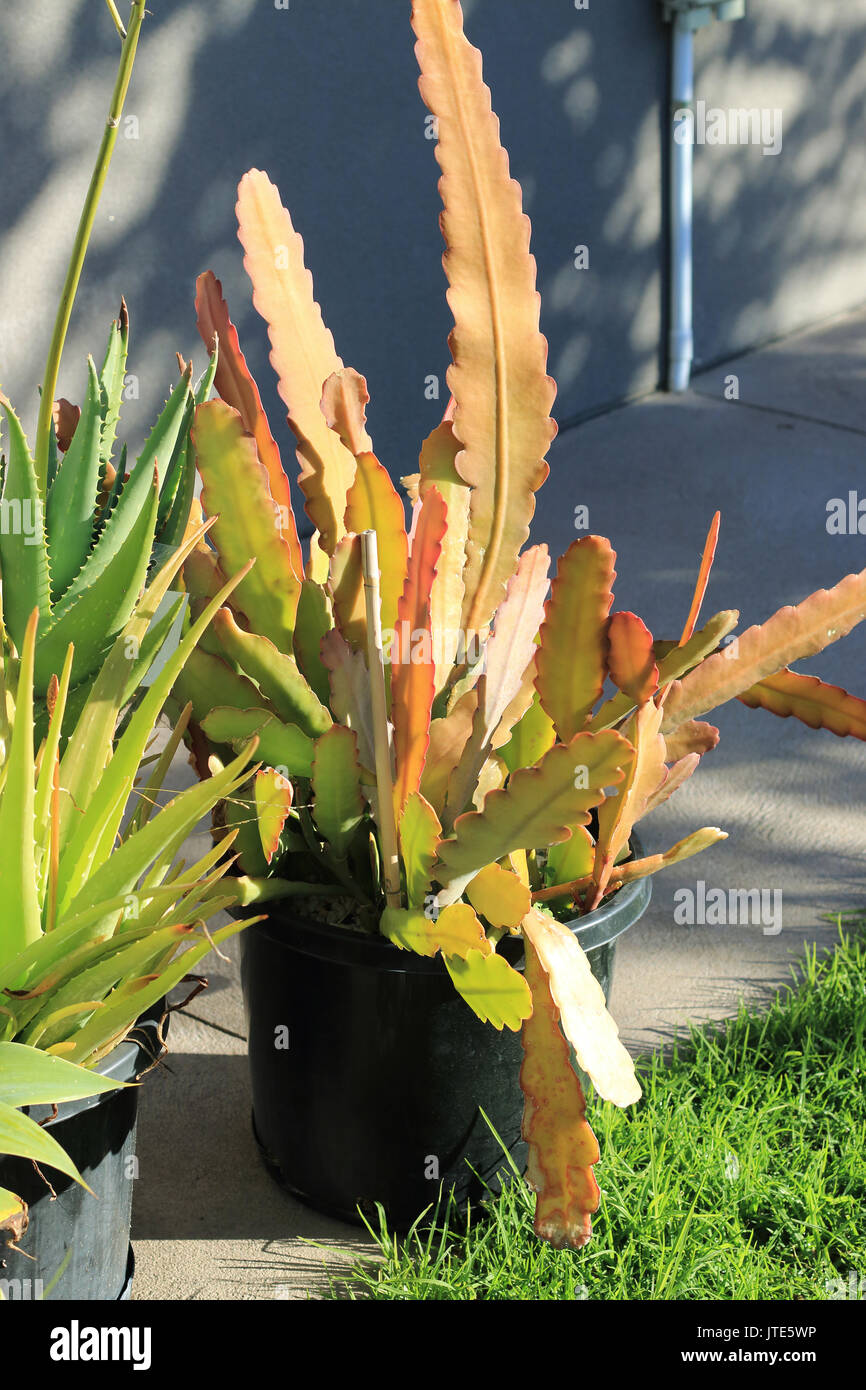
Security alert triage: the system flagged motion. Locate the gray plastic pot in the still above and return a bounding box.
[0,1006,164,1302]
[239,844,650,1230]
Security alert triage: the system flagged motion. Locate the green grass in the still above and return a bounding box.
[336,920,866,1300]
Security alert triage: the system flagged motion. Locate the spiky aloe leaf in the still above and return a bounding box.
[46,359,103,597]
[411,0,556,633]
[311,725,364,858]
[98,301,129,467]
[136,362,192,487]
[235,170,357,554]
[0,396,52,648]
[0,610,41,955]
[0,1099,97,1190]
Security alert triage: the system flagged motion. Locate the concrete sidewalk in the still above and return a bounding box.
[131,307,866,1300]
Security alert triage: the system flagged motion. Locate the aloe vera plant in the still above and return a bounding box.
[0,1,207,722]
[176,0,866,1247]
[0,520,261,1246]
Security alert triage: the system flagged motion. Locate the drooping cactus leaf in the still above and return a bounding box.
[662,570,866,727]
[311,724,365,858]
[0,610,41,957]
[737,667,866,739]
[418,422,471,693]
[380,901,490,958]
[606,611,659,706]
[320,630,376,772]
[399,790,442,908]
[445,946,532,1030]
[435,730,632,902]
[604,826,727,889]
[0,395,52,647]
[254,767,293,864]
[411,0,556,633]
[536,537,615,740]
[591,701,664,904]
[212,607,331,738]
[194,399,300,650]
[46,359,103,597]
[203,707,313,781]
[343,451,408,639]
[642,752,701,816]
[521,906,641,1107]
[391,486,447,815]
[195,270,302,577]
[235,169,356,554]
[519,935,600,1249]
[465,862,530,929]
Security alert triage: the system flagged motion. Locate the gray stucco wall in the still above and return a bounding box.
[1,1,864,516]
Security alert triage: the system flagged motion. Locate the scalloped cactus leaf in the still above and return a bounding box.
[499,690,556,775]
[536,536,615,741]
[235,169,357,555]
[328,533,366,651]
[172,644,263,727]
[213,607,331,738]
[311,724,365,858]
[321,367,374,456]
[737,667,866,739]
[544,825,594,892]
[465,862,530,929]
[519,935,600,1249]
[200,706,314,779]
[418,422,471,693]
[411,0,556,633]
[319,629,376,772]
[445,947,532,1030]
[591,701,664,905]
[194,399,301,650]
[606,611,659,706]
[46,360,103,598]
[399,790,442,908]
[380,902,490,959]
[420,689,478,815]
[196,270,302,577]
[344,452,408,639]
[293,579,332,705]
[255,768,294,864]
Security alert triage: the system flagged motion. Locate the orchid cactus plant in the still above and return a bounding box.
[174,0,866,1247]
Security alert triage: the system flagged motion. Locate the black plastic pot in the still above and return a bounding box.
[239,854,650,1230]
[0,1006,164,1301]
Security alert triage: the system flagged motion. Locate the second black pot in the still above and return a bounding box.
[240,864,650,1230]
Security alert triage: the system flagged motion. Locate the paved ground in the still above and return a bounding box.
[131,307,866,1300]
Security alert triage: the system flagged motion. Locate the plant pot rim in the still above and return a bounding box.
[234,832,651,972]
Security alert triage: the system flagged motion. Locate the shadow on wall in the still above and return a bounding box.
[0,1,864,521]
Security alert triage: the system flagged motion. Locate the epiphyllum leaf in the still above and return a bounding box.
[418,422,471,692]
[591,701,665,906]
[679,511,721,646]
[311,725,365,859]
[411,0,556,633]
[606,611,659,706]
[380,902,489,959]
[499,690,556,775]
[399,791,442,909]
[212,607,331,739]
[195,270,302,578]
[737,668,866,740]
[320,367,373,457]
[235,169,356,554]
[602,827,728,890]
[342,450,409,640]
[519,936,600,1249]
[662,719,720,762]
[536,537,616,740]
[661,567,866,727]
[643,752,701,816]
[520,907,641,1108]
[420,689,478,815]
[445,948,532,1031]
[329,534,367,651]
[435,730,632,903]
[391,487,447,816]
[465,862,530,929]
[254,769,293,864]
[200,707,314,779]
[194,400,300,651]
[545,824,594,891]
[320,630,376,773]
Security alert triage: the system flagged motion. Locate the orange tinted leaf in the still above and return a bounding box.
[235,169,356,553]
[465,863,530,929]
[737,668,866,739]
[254,768,293,864]
[606,611,659,706]
[592,701,663,903]
[320,367,373,456]
[418,422,471,692]
[536,537,615,740]
[328,534,366,650]
[195,270,302,577]
[344,453,409,638]
[662,719,720,762]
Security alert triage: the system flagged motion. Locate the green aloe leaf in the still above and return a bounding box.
[98,303,129,467]
[0,611,41,957]
[136,363,192,488]
[0,1041,123,1108]
[0,1099,90,1188]
[0,396,52,649]
[46,359,103,597]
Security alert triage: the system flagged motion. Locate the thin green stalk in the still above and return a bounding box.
[33,1,145,493]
